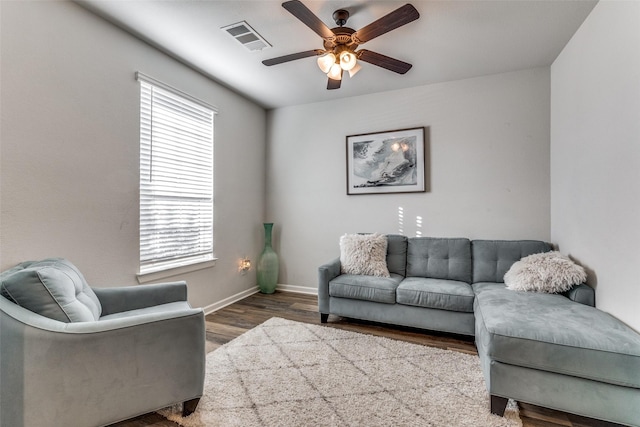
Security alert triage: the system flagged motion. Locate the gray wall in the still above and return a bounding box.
[551,1,640,332]
[266,68,551,290]
[0,1,267,308]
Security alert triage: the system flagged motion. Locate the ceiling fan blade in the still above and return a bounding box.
[352,4,419,44]
[327,75,342,90]
[282,0,336,41]
[262,49,324,66]
[357,50,412,74]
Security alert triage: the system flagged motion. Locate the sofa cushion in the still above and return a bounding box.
[397,277,474,312]
[472,282,508,295]
[474,287,640,389]
[340,233,390,277]
[1,258,102,322]
[406,238,471,283]
[472,240,551,283]
[329,274,403,304]
[386,234,408,277]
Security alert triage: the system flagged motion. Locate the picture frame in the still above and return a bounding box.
[346,127,426,195]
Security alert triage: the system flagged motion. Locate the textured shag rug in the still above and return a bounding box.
[159,317,521,427]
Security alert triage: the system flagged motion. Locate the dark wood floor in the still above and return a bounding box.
[112,291,623,427]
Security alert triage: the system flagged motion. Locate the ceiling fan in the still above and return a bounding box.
[262,1,420,90]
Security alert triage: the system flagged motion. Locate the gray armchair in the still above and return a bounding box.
[0,258,205,427]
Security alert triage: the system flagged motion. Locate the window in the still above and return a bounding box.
[137,73,216,274]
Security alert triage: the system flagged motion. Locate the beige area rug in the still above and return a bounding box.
[159,317,521,427]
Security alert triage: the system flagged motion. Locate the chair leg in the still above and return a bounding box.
[490,395,508,416]
[182,398,200,417]
[320,313,328,323]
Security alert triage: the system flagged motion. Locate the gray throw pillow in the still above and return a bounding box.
[0,260,34,302]
[1,258,102,322]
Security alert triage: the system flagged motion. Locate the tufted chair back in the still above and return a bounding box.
[1,258,102,322]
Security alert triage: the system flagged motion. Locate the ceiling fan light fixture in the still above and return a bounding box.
[263,1,420,90]
[348,62,362,78]
[317,53,336,74]
[339,51,357,71]
[327,63,343,80]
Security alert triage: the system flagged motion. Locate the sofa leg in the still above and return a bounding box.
[320,313,328,323]
[182,398,200,417]
[490,395,509,416]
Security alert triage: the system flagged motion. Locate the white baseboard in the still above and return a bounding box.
[201,284,317,315]
[276,284,318,295]
[202,286,259,315]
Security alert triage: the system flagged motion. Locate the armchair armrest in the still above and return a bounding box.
[93,281,188,316]
[564,283,595,307]
[318,258,341,314]
[1,293,201,334]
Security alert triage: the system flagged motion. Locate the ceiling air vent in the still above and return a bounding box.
[221,21,271,52]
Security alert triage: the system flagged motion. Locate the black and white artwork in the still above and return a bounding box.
[346,127,425,195]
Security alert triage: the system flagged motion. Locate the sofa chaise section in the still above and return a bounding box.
[471,239,640,426]
[474,285,640,426]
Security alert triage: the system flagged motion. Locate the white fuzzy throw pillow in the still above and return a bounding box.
[340,233,390,277]
[504,251,587,293]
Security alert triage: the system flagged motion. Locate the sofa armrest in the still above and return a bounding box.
[318,258,341,314]
[93,281,188,316]
[563,283,595,307]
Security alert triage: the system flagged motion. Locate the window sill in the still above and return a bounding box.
[137,259,217,284]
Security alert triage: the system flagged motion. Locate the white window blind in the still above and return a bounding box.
[138,75,215,274]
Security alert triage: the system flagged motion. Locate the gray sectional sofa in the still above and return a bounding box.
[318,236,640,426]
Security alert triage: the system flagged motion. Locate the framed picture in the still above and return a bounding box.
[346,127,426,195]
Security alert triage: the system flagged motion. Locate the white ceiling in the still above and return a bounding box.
[78,0,597,109]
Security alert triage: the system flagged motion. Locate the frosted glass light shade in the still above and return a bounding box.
[339,51,357,71]
[317,53,336,74]
[327,63,343,80]
[348,62,362,78]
